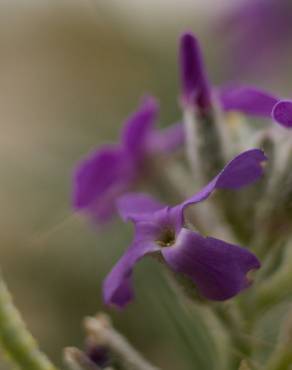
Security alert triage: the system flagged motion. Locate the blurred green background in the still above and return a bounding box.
[0,1,289,369]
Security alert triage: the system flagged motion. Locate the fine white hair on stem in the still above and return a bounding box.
[183,107,202,183]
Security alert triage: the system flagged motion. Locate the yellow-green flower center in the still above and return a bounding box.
[156,228,176,247]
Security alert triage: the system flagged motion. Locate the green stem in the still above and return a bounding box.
[215,304,252,359]
[265,344,292,370]
[255,245,292,313]
[0,273,59,370]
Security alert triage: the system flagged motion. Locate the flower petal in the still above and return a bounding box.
[179,32,211,109]
[218,84,278,117]
[121,96,159,156]
[72,145,135,222]
[272,100,292,128]
[117,193,165,222]
[162,228,260,300]
[103,237,159,308]
[182,149,267,209]
[148,122,185,153]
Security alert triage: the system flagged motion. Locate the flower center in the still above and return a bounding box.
[156,228,176,248]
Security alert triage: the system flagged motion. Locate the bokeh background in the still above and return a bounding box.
[1,1,291,369]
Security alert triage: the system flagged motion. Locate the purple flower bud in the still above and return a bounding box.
[179,32,212,110]
[179,32,281,122]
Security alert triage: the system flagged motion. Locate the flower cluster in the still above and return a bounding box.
[73,31,292,311]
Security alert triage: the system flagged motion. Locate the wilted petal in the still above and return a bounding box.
[121,96,159,156]
[272,100,292,128]
[117,193,165,222]
[179,32,212,109]
[73,145,135,222]
[218,84,278,117]
[103,236,159,308]
[182,149,267,210]
[162,228,260,300]
[148,122,185,153]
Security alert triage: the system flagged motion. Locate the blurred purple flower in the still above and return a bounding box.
[85,344,110,369]
[103,149,266,308]
[221,0,292,75]
[272,100,292,127]
[73,97,184,223]
[179,32,279,119]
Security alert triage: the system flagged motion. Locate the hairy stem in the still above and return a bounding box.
[183,107,202,182]
[0,273,59,370]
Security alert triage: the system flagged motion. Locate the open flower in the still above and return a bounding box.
[73,97,184,223]
[103,149,267,308]
[180,32,281,120]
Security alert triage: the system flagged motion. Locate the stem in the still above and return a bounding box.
[255,244,292,312]
[0,274,59,370]
[265,346,292,370]
[265,306,292,370]
[64,347,114,370]
[183,107,201,181]
[84,314,160,370]
[215,304,252,359]
[183,101,227,187]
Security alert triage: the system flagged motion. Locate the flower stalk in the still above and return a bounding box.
[265,307,292,370]
[0,273,59,370]
[182,102,226,186]
[64,347,114,370]
[83,314,160,370]
[64,347,103,370]
[255,243,292,311]
[183,107,201,181]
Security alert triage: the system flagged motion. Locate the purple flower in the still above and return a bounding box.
[221,0,292,76]
[272,100,292,128]
[103,149,266,308]
[179,32,279,120]
[73,97,184,223]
